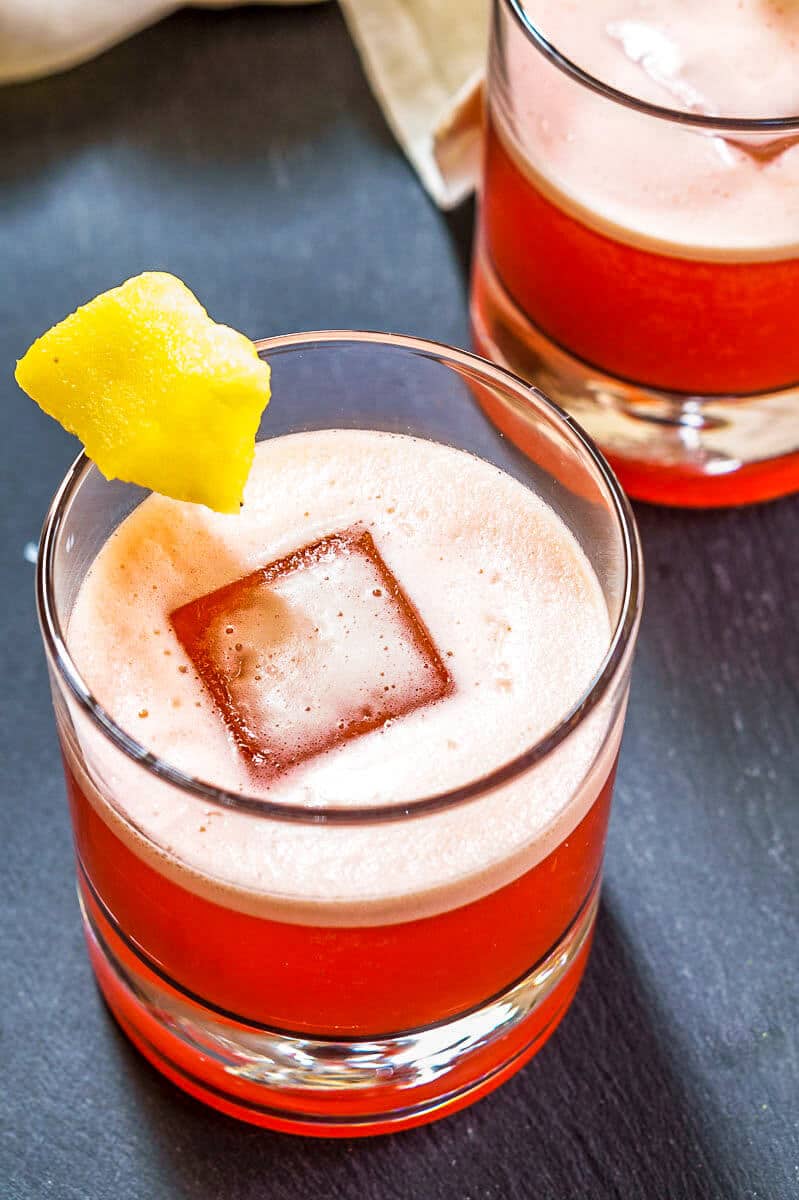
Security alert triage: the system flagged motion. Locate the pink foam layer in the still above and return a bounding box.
[508,0,799,258]
[67,430,618,925]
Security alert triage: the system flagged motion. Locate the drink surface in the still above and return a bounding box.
[67,429,614,925]
[509,0,799,257]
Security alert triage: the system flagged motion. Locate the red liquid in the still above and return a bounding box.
[475,114,799,505]
[86,914,592,1135]
[68,755,616,1037]
[480,115,799,397]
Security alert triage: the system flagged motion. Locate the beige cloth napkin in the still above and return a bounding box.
[0,0,488,207]
[339,0,488,208]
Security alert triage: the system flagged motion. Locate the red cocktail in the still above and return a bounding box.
[471,0,799,506]
[38,332,642,1135]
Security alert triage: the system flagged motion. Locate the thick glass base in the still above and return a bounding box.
[471,239,799,508]
[78,878,599,1137]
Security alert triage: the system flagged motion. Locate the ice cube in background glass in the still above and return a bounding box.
[170,528,453,778]
[605,20,712,113]
[604,16,799,164]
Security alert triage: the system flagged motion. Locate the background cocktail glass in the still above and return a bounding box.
[37,331,642,1136]
[471,0,799,507]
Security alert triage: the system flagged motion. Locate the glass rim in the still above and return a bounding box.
[37,328,643,827]
[505,0,799,132]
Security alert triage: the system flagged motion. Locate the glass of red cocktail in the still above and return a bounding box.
[472,0,799,506]
[37,331,642,1136]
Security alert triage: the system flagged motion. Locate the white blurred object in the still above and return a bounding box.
[0,0,488,208]
[0,1,318,83]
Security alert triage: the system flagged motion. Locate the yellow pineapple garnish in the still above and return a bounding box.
[15,272,271,513]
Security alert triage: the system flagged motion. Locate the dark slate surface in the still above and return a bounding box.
[1,6,797,1198]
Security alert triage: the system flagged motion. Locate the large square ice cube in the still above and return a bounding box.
[170,528,452,778]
